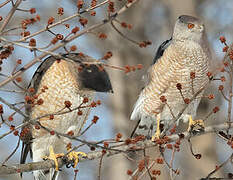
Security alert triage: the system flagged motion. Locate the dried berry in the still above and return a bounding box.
[219,36,226,43]
[48,17,55,25]
[213,106,220,113]
[29,8,36,14]
[92,115,99,123]
[64,100,72,108]
[160,96,167,103]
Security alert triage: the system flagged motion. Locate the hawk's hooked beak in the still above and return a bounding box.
[197,24,204,32]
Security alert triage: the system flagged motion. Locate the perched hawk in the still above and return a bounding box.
[20,53,112,180]
[130,15,211,139]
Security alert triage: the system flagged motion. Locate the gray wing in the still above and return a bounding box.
[152,37,172,64]
[20,56,56,167]
[130,38,172,138]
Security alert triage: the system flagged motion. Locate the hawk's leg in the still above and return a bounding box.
[66,146,87,168]
[43,146,64,171]
[152,114,161,141]
[188,115,204,133]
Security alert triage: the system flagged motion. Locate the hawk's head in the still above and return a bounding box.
[173,15,205,43]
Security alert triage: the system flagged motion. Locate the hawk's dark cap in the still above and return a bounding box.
[63,53,113,93]
[178,15,199,24]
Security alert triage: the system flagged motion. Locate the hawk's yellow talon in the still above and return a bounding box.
[67,147,87,168]
[152,114,161,141]
[42,146,64,171]
[188,115,204,132]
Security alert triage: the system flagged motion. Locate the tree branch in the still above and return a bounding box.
[0,122,232,175]
[0,0,23,32]
[0,0,139,88]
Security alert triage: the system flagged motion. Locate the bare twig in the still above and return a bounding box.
[169,148,176,180]
[204,153,233,179]
[1,137,20,165]
[79,122,95,136]
[0,97,27,118]
[111,20,140,46]
[226,44,233,135]
[143,149,152,179]
[162,83,208,136]
[220,90,230,102]
[98,153,105,180]
[0,0,23,32]
[0,0,11,8]
[137,160,156,180]
[159,146,177,174]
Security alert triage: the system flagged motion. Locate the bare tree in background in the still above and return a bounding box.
[0,0,232,180]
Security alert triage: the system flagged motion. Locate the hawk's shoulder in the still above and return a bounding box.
[29,56,56,94]
[153,37,172,64]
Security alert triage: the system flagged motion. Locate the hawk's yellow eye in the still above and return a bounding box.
[187,23,195,29]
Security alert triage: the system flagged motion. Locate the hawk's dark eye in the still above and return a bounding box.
[187,23,195,29]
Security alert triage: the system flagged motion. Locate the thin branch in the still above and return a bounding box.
[226,44,233,135]
[169,148,176,180]
[204,153,233,179]
[0,0,23,32]
[137,160,156,180]
[0,101,96,140]
[161,82,208,136]
[98,153,105,180]
[0,0,11,8]
[159,146,177,174]
[0,96,27,118]
[1,137,20,165]
[79,122,95,136]
[187,138,201,159]
[220,90,230,102]
[143,149,152,179]
[111,20,139,46]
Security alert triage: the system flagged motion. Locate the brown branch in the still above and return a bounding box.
[16,0,109,42]
[0,0,11,8]
[204,153,233,179]
[0,101,97,140]
[0,122,232,175]
[2,137,20,165]
[0,96,27,118]
[0,0,140,88]
[143,150,152,179]
[111,20,140,45]
[0,0,23,32]
[98,153,105,180]
[226,44,233,135]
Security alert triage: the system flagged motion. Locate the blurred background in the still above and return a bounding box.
[0,0,233,179]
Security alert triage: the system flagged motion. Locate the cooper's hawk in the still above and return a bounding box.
[20,53,112,180]
[130,15,211,139]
